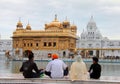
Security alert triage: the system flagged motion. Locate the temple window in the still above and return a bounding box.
[27,43,29,47]
[96,37,99,39]
[81,43,84,46]
[36,43,38,47]
[53,42,56,47]
[31,43,33,47]
[24,43,26,47]
[48,42,52,47]
[96,43,100,47]
[63,25,67,28]
[88,44,92,47]
[109,42,114,46]
[119,42,120,46]
[44,42,47,47]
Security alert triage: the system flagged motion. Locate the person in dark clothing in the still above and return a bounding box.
[20,52,43,78]
[88,57,101,79]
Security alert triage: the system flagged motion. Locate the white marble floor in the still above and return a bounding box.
[0,73,120,81]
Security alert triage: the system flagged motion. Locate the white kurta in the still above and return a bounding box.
[46,59,67,78]
[69,61,88,81]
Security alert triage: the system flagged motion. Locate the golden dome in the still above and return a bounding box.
[45,15,61,28]
[26,24,31,30]
[17,20,23,28]
[63,20,70,25]
[71,24,77,29]
[62,17,70,25]
[49,20,61,27]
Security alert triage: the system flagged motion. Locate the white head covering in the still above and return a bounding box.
[70,54,88,81]
[75,55,83,62]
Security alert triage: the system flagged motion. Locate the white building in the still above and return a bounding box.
[0,39,12,55]
[78,16,120,58]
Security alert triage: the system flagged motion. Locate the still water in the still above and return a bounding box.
[0,55,120,76]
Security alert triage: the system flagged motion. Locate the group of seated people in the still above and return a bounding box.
[20,52,101,81]
[104,56,120,59]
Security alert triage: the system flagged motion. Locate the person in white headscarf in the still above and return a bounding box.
[69,55,88,81]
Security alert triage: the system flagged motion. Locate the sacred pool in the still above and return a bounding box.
[0,54,120,84]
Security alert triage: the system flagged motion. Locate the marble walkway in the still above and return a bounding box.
[0,73,120,84]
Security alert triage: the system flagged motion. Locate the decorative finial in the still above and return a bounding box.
[91,15,93,19]
[28,20,29,25]
[17,17,23,28]
[90,15,94,22]
[55,14,57,21]
[83,29,84,32]
[65,16,68,21]
[19,17,21,22]
[72,21,74,25]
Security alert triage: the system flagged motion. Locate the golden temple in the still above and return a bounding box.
[12,15,77,55]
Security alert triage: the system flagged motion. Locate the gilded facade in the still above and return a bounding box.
[12,15,77,58]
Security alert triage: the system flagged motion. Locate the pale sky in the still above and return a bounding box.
[0,0,120,40]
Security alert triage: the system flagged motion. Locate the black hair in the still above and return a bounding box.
[92,57,98,62]
[28,52,34,60]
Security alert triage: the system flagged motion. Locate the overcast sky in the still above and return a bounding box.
[0,0,120,40]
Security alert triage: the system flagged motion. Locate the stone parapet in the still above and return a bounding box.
[0,74,120,84]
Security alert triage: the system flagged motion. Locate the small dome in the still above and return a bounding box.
[62,16,70,25]
[71,24,77,29]
[26,24,31,30]
[62,20,70,25]
[87,16,97,28]
[17,21,23,28]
